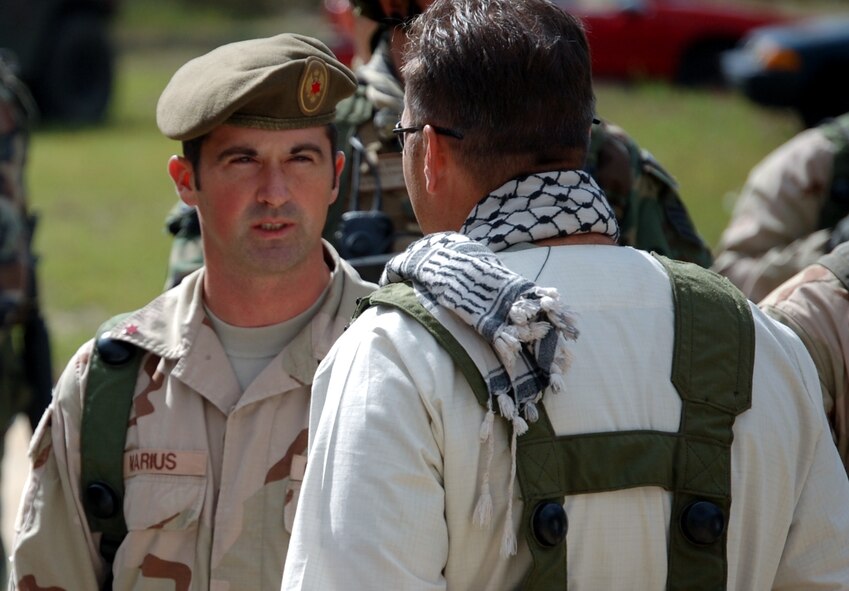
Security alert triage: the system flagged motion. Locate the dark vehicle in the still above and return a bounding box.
[556,0,790,86]
[0,0,118,124]
[722,15,849,127]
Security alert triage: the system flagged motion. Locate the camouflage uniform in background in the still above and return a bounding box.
[0,51,52,588]
[162,31,712,286]
[585,120,713,267]
[712,113,849,302]
[759,241,849,476]
[0,53,52,429]
[0,56,32,418]
[163,201,202,289]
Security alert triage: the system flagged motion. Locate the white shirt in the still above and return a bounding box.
[284,245,849,590]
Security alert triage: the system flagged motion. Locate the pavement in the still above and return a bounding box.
[2,415,30,555]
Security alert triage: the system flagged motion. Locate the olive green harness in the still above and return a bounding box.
[80,312,142,587]
[354,254,754,590]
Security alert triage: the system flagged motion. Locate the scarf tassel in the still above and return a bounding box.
[474,405,497,529]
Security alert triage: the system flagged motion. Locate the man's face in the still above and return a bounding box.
[177,124,342,279]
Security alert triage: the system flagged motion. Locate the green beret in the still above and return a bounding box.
[157,33,357,141]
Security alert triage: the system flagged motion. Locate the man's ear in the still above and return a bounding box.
[330,150,345,205]
[168,155,197,206]
[422,125,448,194]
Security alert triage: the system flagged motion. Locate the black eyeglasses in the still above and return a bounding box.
[393,121,464,150]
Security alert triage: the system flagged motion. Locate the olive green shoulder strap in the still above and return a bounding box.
[517,256,753,591]
[80,312,143,571]
[353,283,489,404]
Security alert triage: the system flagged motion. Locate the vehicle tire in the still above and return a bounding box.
[33,12,114,124]
[675,39,737,88]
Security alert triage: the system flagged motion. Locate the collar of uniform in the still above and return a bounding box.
[281,241,376,385]
[102,242,375,368]
[102,267,206,360]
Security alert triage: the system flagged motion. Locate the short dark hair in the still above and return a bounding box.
[180,123,340,190]
[402,0,595,177]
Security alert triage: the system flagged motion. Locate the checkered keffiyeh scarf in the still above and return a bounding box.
[381,170,619,556]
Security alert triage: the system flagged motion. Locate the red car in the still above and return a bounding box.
[560,0,791,85]
[325,0,790,86]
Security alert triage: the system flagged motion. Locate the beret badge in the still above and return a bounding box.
[298,56,329,116]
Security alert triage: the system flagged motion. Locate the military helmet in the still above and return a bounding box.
[351,0,431,25]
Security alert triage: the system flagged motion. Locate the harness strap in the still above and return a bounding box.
[80,313,142,574]
[354,283,489,404]
[518,256,753,591]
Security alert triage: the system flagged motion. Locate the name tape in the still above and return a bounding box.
[124,449,207,477]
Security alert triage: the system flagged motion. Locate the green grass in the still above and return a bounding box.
[22,2,839,372]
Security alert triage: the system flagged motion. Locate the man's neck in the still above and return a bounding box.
[202,253,332,328]
[533,233,617,247]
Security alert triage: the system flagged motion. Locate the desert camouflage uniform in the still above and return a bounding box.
[760,241,849,475]
[163,34,712,287]
[713,114,849,302]
[8,252,374,591]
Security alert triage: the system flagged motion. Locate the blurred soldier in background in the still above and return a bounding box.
[162,0,712,287]
[713,112,849,302]
[0,49,53,585]
[759,240,849,476]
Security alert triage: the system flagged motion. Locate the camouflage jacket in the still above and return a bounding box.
[586,121,712,267]
[0,53,36,317]
[8,253,375,591]
[760,241,849,475]
[712,115,849,302]
[0,53,50,468]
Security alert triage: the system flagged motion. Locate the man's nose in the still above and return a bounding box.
[258,166,291,207]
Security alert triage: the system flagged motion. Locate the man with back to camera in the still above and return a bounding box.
[282,0,849,589]
[8,34,375,590]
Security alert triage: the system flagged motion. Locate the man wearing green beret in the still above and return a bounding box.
[8,34,375,590]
